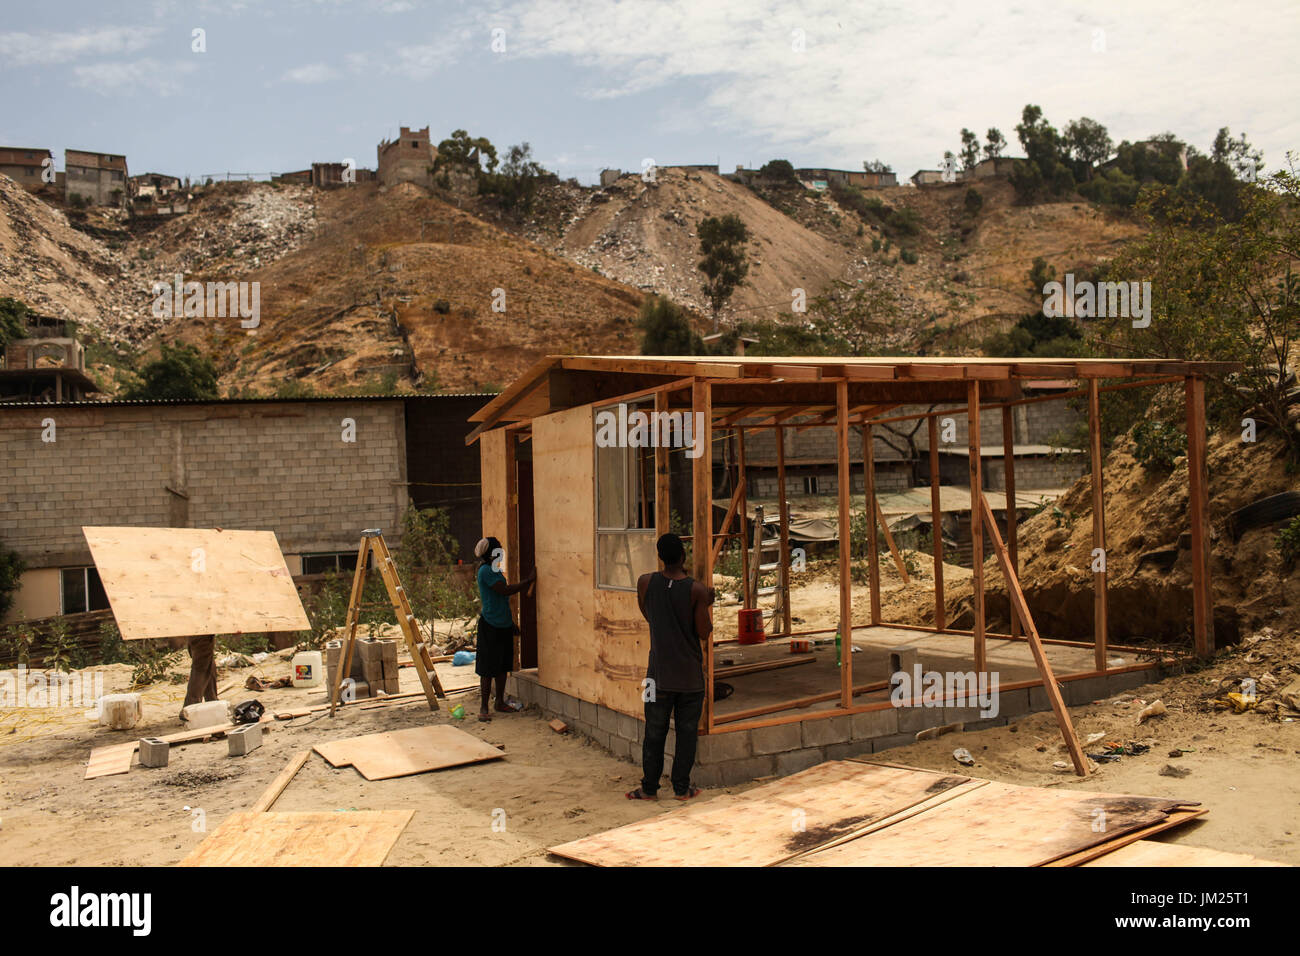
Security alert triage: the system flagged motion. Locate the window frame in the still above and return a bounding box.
[593,400,657,592]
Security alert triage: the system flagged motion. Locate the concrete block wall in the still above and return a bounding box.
[0,400,408,568]
[509,665,1161,788]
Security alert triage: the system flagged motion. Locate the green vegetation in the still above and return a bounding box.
[1131,420,1187,473]
[0,297,31,348]
[122,344,219,400]
[0,540,23,621]
[638,295,704,354]
[696,214,750,331]
[758,159,797,182]
[1279,517,1300,569]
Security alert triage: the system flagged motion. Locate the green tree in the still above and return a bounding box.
[1063,117,1114,179]
[433,130,499,177]
[807,277,902,355]
[122,344,219,400]
[758,159,797,182]
[0,297,30,348]
[1012,104,1075,201]
[637,296,704,354]
[863,159,894,174]
[0,540,23,621]
[959,128,980,171]
[1178,127,1264,221]
[479,142,547,213]
[983,128,1007,160]
[696,214,750,332]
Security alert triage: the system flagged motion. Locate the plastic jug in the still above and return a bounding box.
[291,650,325,688]
[97,693,142,730]
[182,699,230,728]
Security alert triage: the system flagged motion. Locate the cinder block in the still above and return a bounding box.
[801,715,852,748]
[138,737,169,768]
[869,732,917,754]
[824,739,874,762]
[888,645,920,680]
[616,713,641,743]
[579,700,599,726]
[943,705,985,724]
[896,703,942,734]
[1028,683,1057,712]
[1065,675,1109,706]
[227,722,263,757]
[608,736,633,761]
[995,687,1031,718]
[1108,669,1157,695]
[719,755,778,786]
[750,722,802,755]
[775,747,824,777]
[587,729,611,751]
[691,764,724,789]
[696,730,752,764]
[597,705,620,734]
[851,708,900,739]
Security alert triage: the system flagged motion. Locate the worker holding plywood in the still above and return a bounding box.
[473,535,536,722]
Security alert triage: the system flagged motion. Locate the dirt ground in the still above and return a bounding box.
[1,612,1295,865]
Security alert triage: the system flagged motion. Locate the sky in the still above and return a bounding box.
[1,0,1297,186]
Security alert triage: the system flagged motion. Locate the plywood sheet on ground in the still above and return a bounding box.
[787,779,1199,867]
[313,724,504,780]
[1082,840,1288,867]
[548,761,974,867]
[179,811,413,866]
[83,526,309,640]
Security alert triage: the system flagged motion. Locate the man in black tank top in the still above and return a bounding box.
[627,533,713,801]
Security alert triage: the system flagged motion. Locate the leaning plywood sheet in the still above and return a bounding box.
[83,526,309,640]
[179,811,413,867]
[1082,839,1289,867]
[548,761,975,867]
[787,780,1200,867]
[314,725,504,780]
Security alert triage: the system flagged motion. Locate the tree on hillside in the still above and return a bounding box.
[433,130,499,176]
[0,297,30,348]
[0,540,23,622]
[1099,169,1300,457]
[1063,117,1114,179]
[1177,127,1264,221]
[863,159,894,174]
[638,296,704,354]
[983,128,1007,160]
[806,277,902,356]
[697,214,750,332]
[1011,104,1075,201]
[122,344,219,401]
[759,159,797,182]
[959,128,980,171]
[479,142,548,213]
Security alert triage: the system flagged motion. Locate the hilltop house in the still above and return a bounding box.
[0,147,54,193]
[65,149,129,207]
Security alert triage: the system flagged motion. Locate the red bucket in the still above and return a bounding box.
[737,609,766,645]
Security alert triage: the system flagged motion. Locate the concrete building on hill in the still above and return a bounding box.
[65,149,129,206]
[0,313,99,404]
[0,147,54,193]
[378,126,438,188]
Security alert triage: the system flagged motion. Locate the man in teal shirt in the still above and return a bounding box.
[474,536,536,721]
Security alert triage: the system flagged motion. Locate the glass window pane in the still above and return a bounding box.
[87,567,110,611]
[597,531,658,590]
[62,568,87,614]
[595,441,628,529]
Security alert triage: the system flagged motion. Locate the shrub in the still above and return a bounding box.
[1279,517,1300,568]
[900,248,918,265]
[1131,419,1186,472]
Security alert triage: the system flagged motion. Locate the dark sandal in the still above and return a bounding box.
[675,787,703,801]
[626,787,658,800]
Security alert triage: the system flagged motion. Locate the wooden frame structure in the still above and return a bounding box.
[470,356,1231,773]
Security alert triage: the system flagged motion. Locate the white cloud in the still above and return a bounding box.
[282,62,340,83]
[490,0,1300,174]
[0,26,159,66]
[71,58,198,95]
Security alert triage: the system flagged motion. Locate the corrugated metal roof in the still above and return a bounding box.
[0,392,497,409]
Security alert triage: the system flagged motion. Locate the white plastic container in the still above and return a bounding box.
[98,693,142,730]
[291,650,325,689]
[182,699,230,729]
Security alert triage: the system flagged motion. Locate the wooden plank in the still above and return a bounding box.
[692,379,714,731]
[250,750,311,813]
[788,780,1200,867]
[713,656,815,678]
[874,497,910,583]
[313,724,505,780]
[548,761,974,867]
[1001,405,1020,638]
[1089,379,1107,668]
[967,382,985,673]
[655,389,671,538]
[738,428,750,606]
[1078,835,1284,868]
[85,741,136,779]
[708,483,745,566]
[1185,376,1213,656]
[775,426,793,636]
[862,424,881,623]
[836,380,853,708]
[82,526,309,640]
[179,810,413,867]
[978,493,1087,776]
[928,415,945,628]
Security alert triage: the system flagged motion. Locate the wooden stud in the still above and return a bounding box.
[874,497,910,584]
[928,415,945,629]
[251,750,311,813]
[655,389,670,538]
[1001,404,1020,639]
[862,424,881,624]
[737,428,750,607]
[775,425,793,637]
[1088,379,1108,669]
[978,494,1087,776]
[836,380,853,708]
[1185,376,1213,656]
[506,430,521,672]
[691,379,715,730]
[709,483,745,566]
[968,381,985,674]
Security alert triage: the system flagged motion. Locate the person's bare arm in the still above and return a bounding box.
[490,568,536,597]
[636,573,651,621]
[691,581,713,643]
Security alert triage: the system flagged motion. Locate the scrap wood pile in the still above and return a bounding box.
[547,759,1275,868]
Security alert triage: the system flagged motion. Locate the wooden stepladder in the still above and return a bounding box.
[328,529,445,716]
